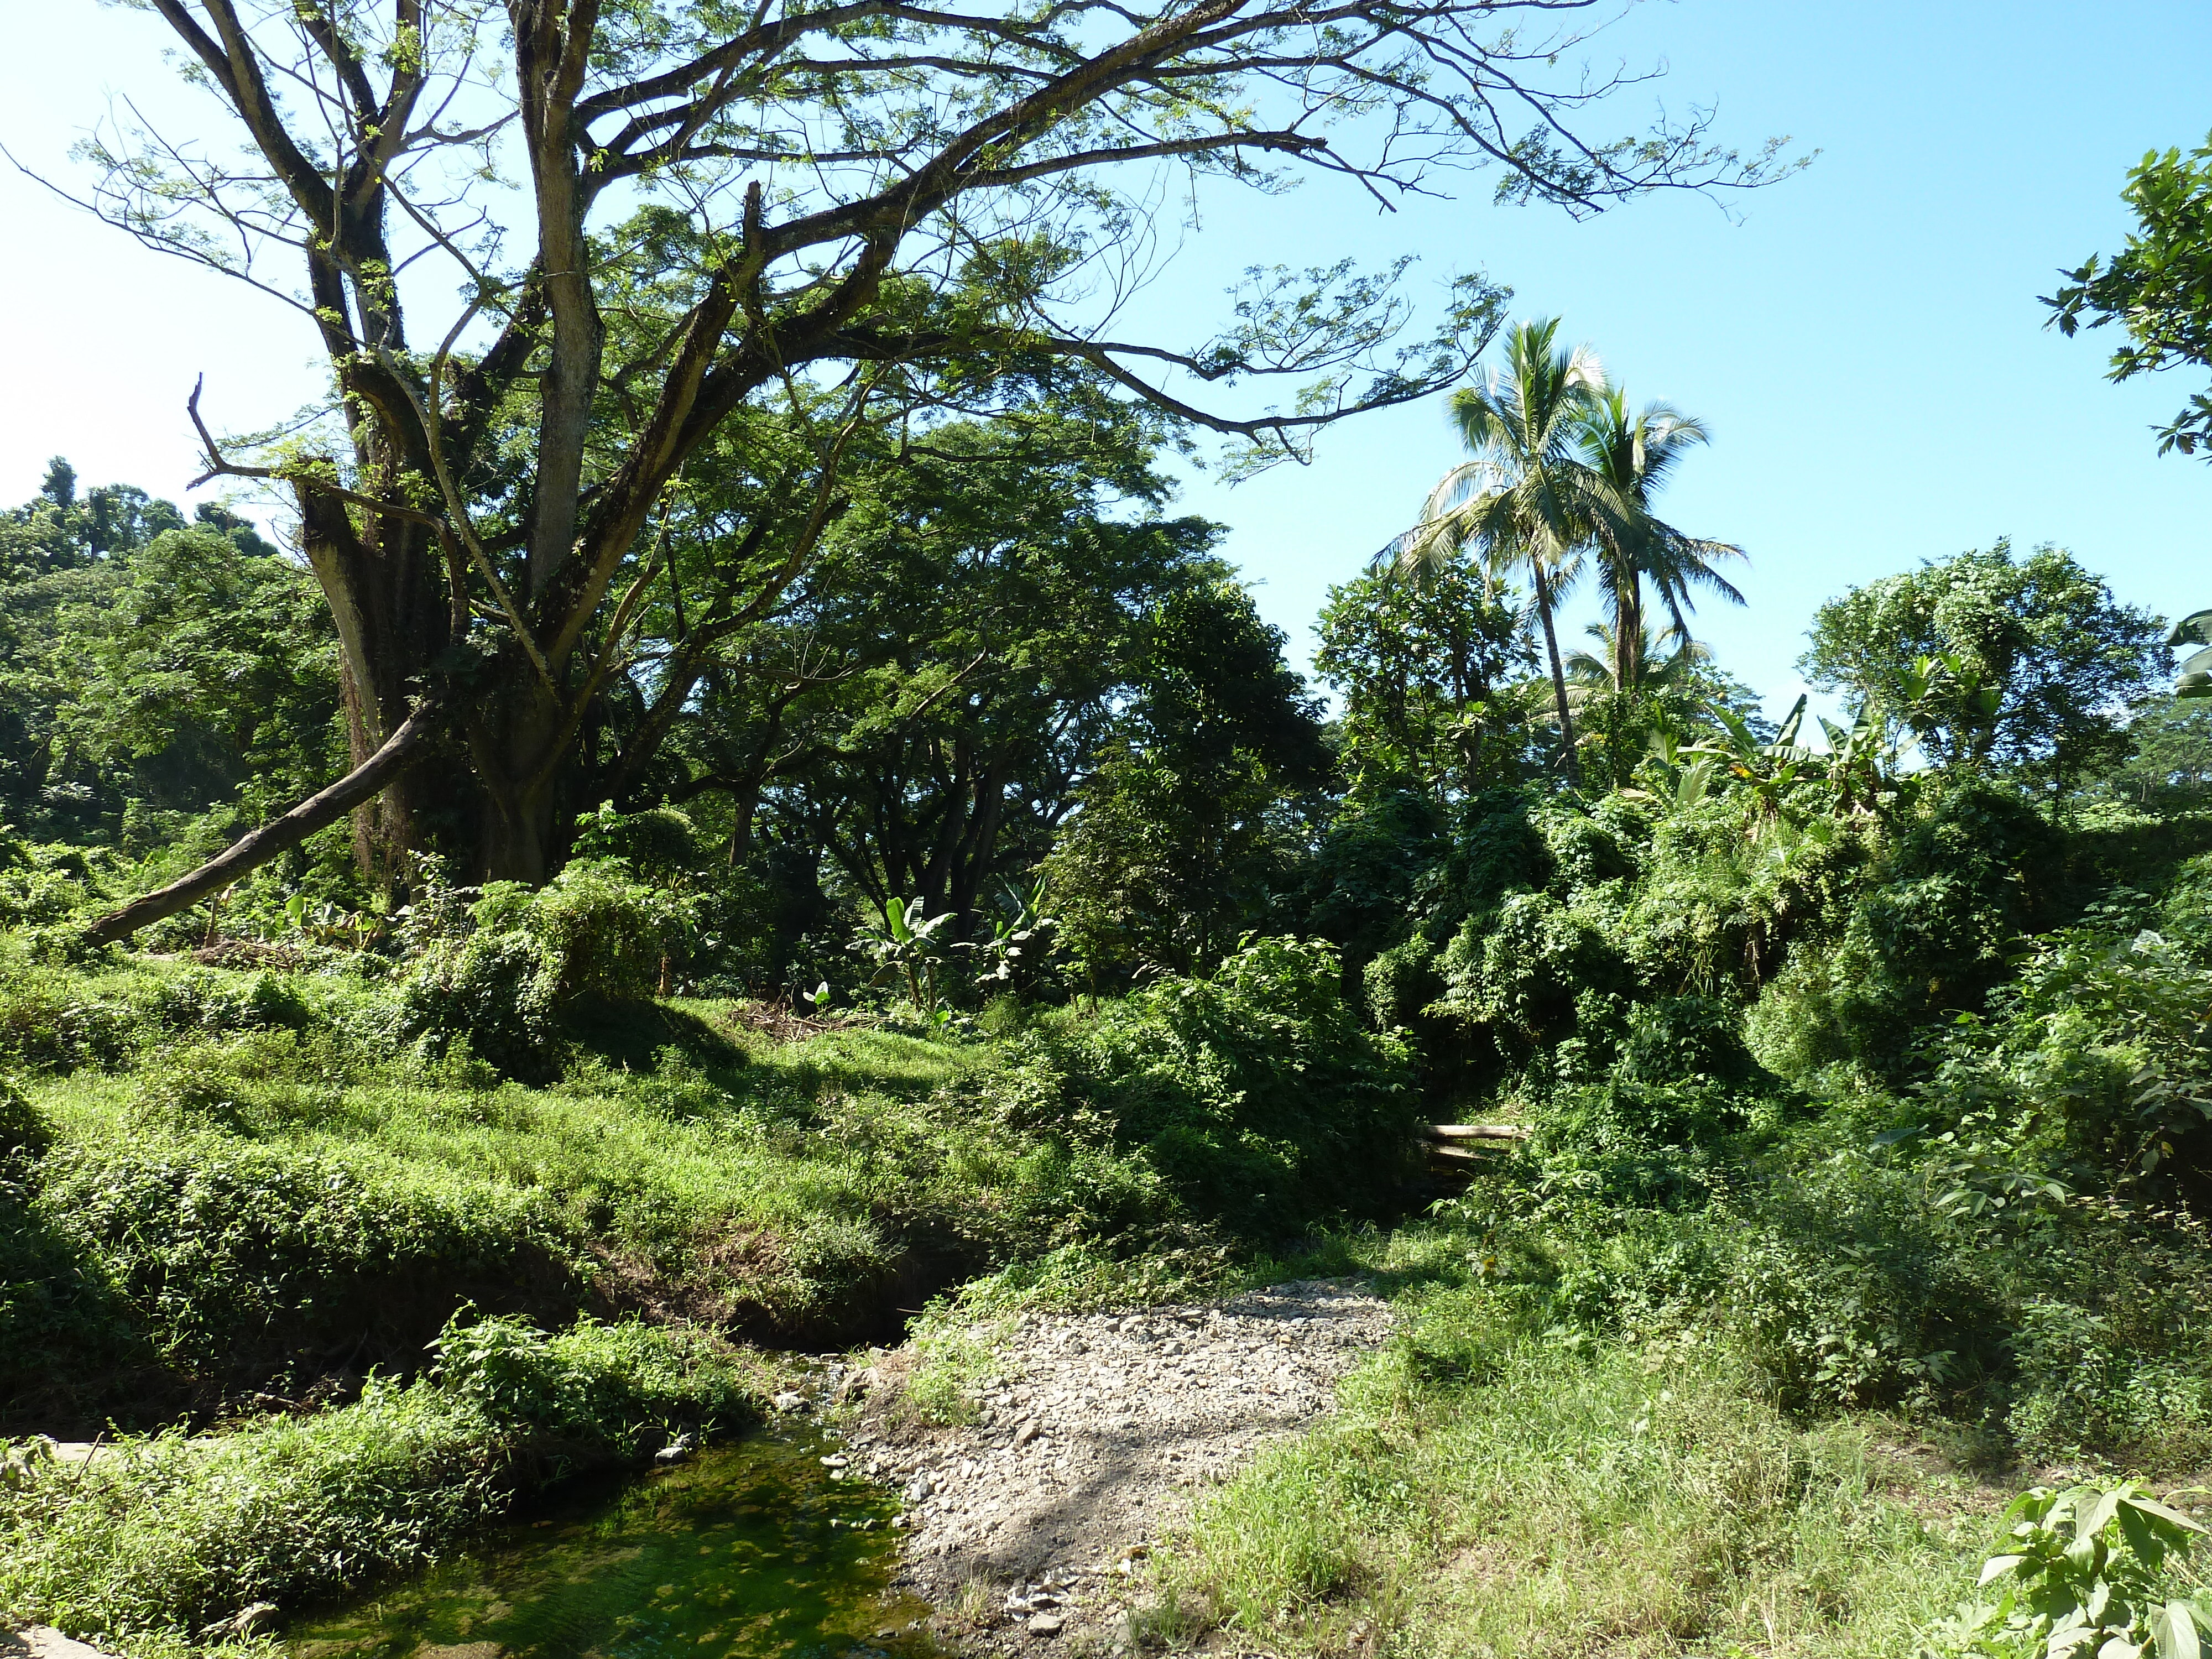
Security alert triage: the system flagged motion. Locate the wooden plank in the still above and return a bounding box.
[1426,1144,1500,1165]
[1423,1123,1528,1142]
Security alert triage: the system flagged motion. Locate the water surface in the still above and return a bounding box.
[288,1432,935,1659]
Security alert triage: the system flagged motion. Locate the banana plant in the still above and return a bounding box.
[1812,704,1904,818]
[2174,608,2212,700]
[861,895,955,1021]
[1897,649,2003,763]
[283,893,383,950]
[1676,695,1815,834]
[1636,722,1720,810]
[1652,693,1905,831]
[954,876,1054,987]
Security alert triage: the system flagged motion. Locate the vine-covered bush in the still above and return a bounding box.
[401,860,686,1077]
[1062,936,1420,1237]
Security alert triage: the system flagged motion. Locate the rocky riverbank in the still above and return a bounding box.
[836,1279,1395,1654]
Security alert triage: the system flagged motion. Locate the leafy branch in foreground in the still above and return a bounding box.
[2048,133,2212,461]
[1923,1483,2209,1659]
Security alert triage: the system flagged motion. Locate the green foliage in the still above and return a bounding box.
[2101,697,2212,806]
[1046,746,1311,987]
[1435,889,1626,1045]
[0,473,338,846]
[1065,937,1419,1236]
[1801,542,2165,797]
[400,861,686,1077]
[1748,780,2064,1080]
[1313,561,1533,797]
[675,404,1238,978]
[2048,129,2212,460]
[1043,577,1330,987]
[29,1109,566,1376]
[1924,1484,2209,1658]
[0,1312,760,1650]
[1301,790,1449,978]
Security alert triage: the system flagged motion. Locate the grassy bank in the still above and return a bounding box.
[1151,1227,1997,1657]
[1,935,1416,1437]
[1,1314,766,1657]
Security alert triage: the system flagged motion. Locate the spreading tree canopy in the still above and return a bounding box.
[63,0,1788,941]
[1799,541,2166,801]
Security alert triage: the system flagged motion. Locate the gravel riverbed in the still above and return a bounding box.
[823,1279,1395,1654]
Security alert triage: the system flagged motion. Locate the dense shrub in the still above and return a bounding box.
[401,860,685,1077]
[1063,936,1420,1237]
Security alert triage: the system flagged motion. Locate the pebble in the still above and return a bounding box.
[863,1279,1392,1652]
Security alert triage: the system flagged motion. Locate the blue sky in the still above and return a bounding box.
[3,1,2208,716]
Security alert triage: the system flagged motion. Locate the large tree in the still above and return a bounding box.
[1313,555,1532,798]
[1044,576,1329,982]
[1800,541,2166,801]
[671,398,1224,925]
[67,0,1785,941]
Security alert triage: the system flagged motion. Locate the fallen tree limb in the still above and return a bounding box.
[84,701,441,946]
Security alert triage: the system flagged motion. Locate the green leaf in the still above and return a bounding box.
[1980,1552,2028,1585]
[2085,1487,2127,1543]
[886,898,910,943]
[2153,1601,2201,1659]
[2122,1495,2204,1535]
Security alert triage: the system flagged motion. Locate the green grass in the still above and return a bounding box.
[3,1001,1060,1426]
[0,1314,769,1658]
[1149,1227,2006,1658]
[2,940,1423,1432]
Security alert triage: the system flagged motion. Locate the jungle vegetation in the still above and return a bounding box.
[5,8,2212,1658]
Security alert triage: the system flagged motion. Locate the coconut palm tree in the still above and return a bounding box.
[1564,620,1715,788]
[1564,620,1714,699]
[1385,318,1607,785]
[1574,389,1746,693]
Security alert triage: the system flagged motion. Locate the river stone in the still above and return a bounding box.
[1026,1613,1065,1636]
[3,1631,120,1659]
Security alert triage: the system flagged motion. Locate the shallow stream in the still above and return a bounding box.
[286,1431,936,1659]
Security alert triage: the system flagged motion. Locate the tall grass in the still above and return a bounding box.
[0,1314,766,1657]
[1155,1255,1995,1657]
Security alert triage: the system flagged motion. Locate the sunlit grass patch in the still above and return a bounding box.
[1155,1277,2000,1658]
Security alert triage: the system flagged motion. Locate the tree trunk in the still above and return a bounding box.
[296,477,461,887]
[85,701,439,943]
[1536,574,1580,789]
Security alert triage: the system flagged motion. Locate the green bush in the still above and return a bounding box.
[1065,936,1420,1237]
[401,861,684,1077]
[0,958,136,1070]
